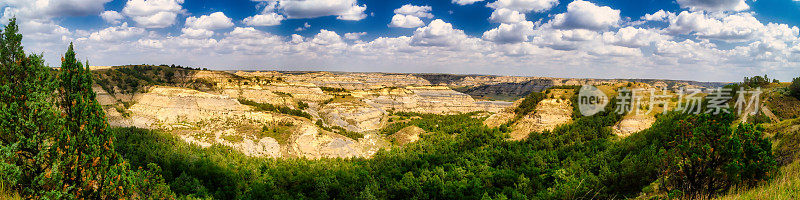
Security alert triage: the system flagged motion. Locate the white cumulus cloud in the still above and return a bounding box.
[122,0,185,28]
[666,11,768,42]
[277,0,367,21]
[100,11,124,24]
[489,8,526,23]
[487,0,559,13]
[483,21,535,43]
[676,0,749,12]
[394,5,433,18]
[243,13,285,26]
[389,14,425,28]
[2,0,112,18]
[243,1,284,26]
[452,0,485,5]
[185,12,233,30]
[602,27,671,48]
[410,19,470,47]
[549,0,620,30]
[181,12,233,38]
[88,22,145,42]
[180,27,213,38]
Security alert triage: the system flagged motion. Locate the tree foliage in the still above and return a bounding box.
[514,92,544,117]
[742,75,772,88]
[659,113,776,199]
[0,18,67,198]
[0,19,173,199]
[238,98,312,119]
[790,77,800,100]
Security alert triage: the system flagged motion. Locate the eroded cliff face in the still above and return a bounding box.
[96,85,390,159]
[389,126,426,145]
[363,86,512,114]
[94,69,515,159]
[252,71,432,91]
[509,99,573,140]
[287,125,390,159]
[612,115,656,137]
[318,101,386,132]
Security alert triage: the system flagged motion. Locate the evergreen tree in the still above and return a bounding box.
[0,18,70,198]
[56,43,124,198]
[0,18,173,199]
[661,113,775,199]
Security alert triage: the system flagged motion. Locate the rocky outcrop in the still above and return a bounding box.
[318,101,386,132]
[101,85,390,159]
[483,99,523,128]
[181,127,283,158]
[462,79,556,98]
[510,99,573,140]
[390,126,426,145]
[221,88,296,107]
[364,86,512,114]
[612,114,656,137]
[237,71,431,91]
[287,124,389,159]
[484,112,515,128]
[124,86,249,128]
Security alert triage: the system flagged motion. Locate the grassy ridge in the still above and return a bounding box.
[718,160,800,200]
[93,65,214,95]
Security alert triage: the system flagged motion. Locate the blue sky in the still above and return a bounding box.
[2,0,800,82]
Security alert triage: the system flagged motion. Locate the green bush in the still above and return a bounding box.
[297,101,309,110]
[743,75,773,88]
[660,113,776,199]
[320,86,348,93]
[790,77,800,100]
[239,98,312,119]
[514,92,545,117]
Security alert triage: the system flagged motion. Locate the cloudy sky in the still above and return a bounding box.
[1,0,800,82]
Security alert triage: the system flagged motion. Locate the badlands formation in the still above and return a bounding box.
[93,66,725,159]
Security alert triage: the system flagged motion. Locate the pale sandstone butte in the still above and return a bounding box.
[390,126,426,145]
[510,99,573,141]
[612,114,656,137]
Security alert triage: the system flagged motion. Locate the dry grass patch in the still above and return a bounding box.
[717,160,800,200]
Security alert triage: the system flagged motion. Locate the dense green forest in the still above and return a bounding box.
[0,18,789,199]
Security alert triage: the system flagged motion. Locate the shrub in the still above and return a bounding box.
[514,92,545,117]
[239,98,312,119]
[660,113,776,199]
[297,101,309,110]
[789,77,800,100]
[320,86,348,93]
[743,75,772,88]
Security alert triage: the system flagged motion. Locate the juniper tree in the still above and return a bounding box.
[661,113,775,199]
[55,43,128,198]
[0,18,70,198]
